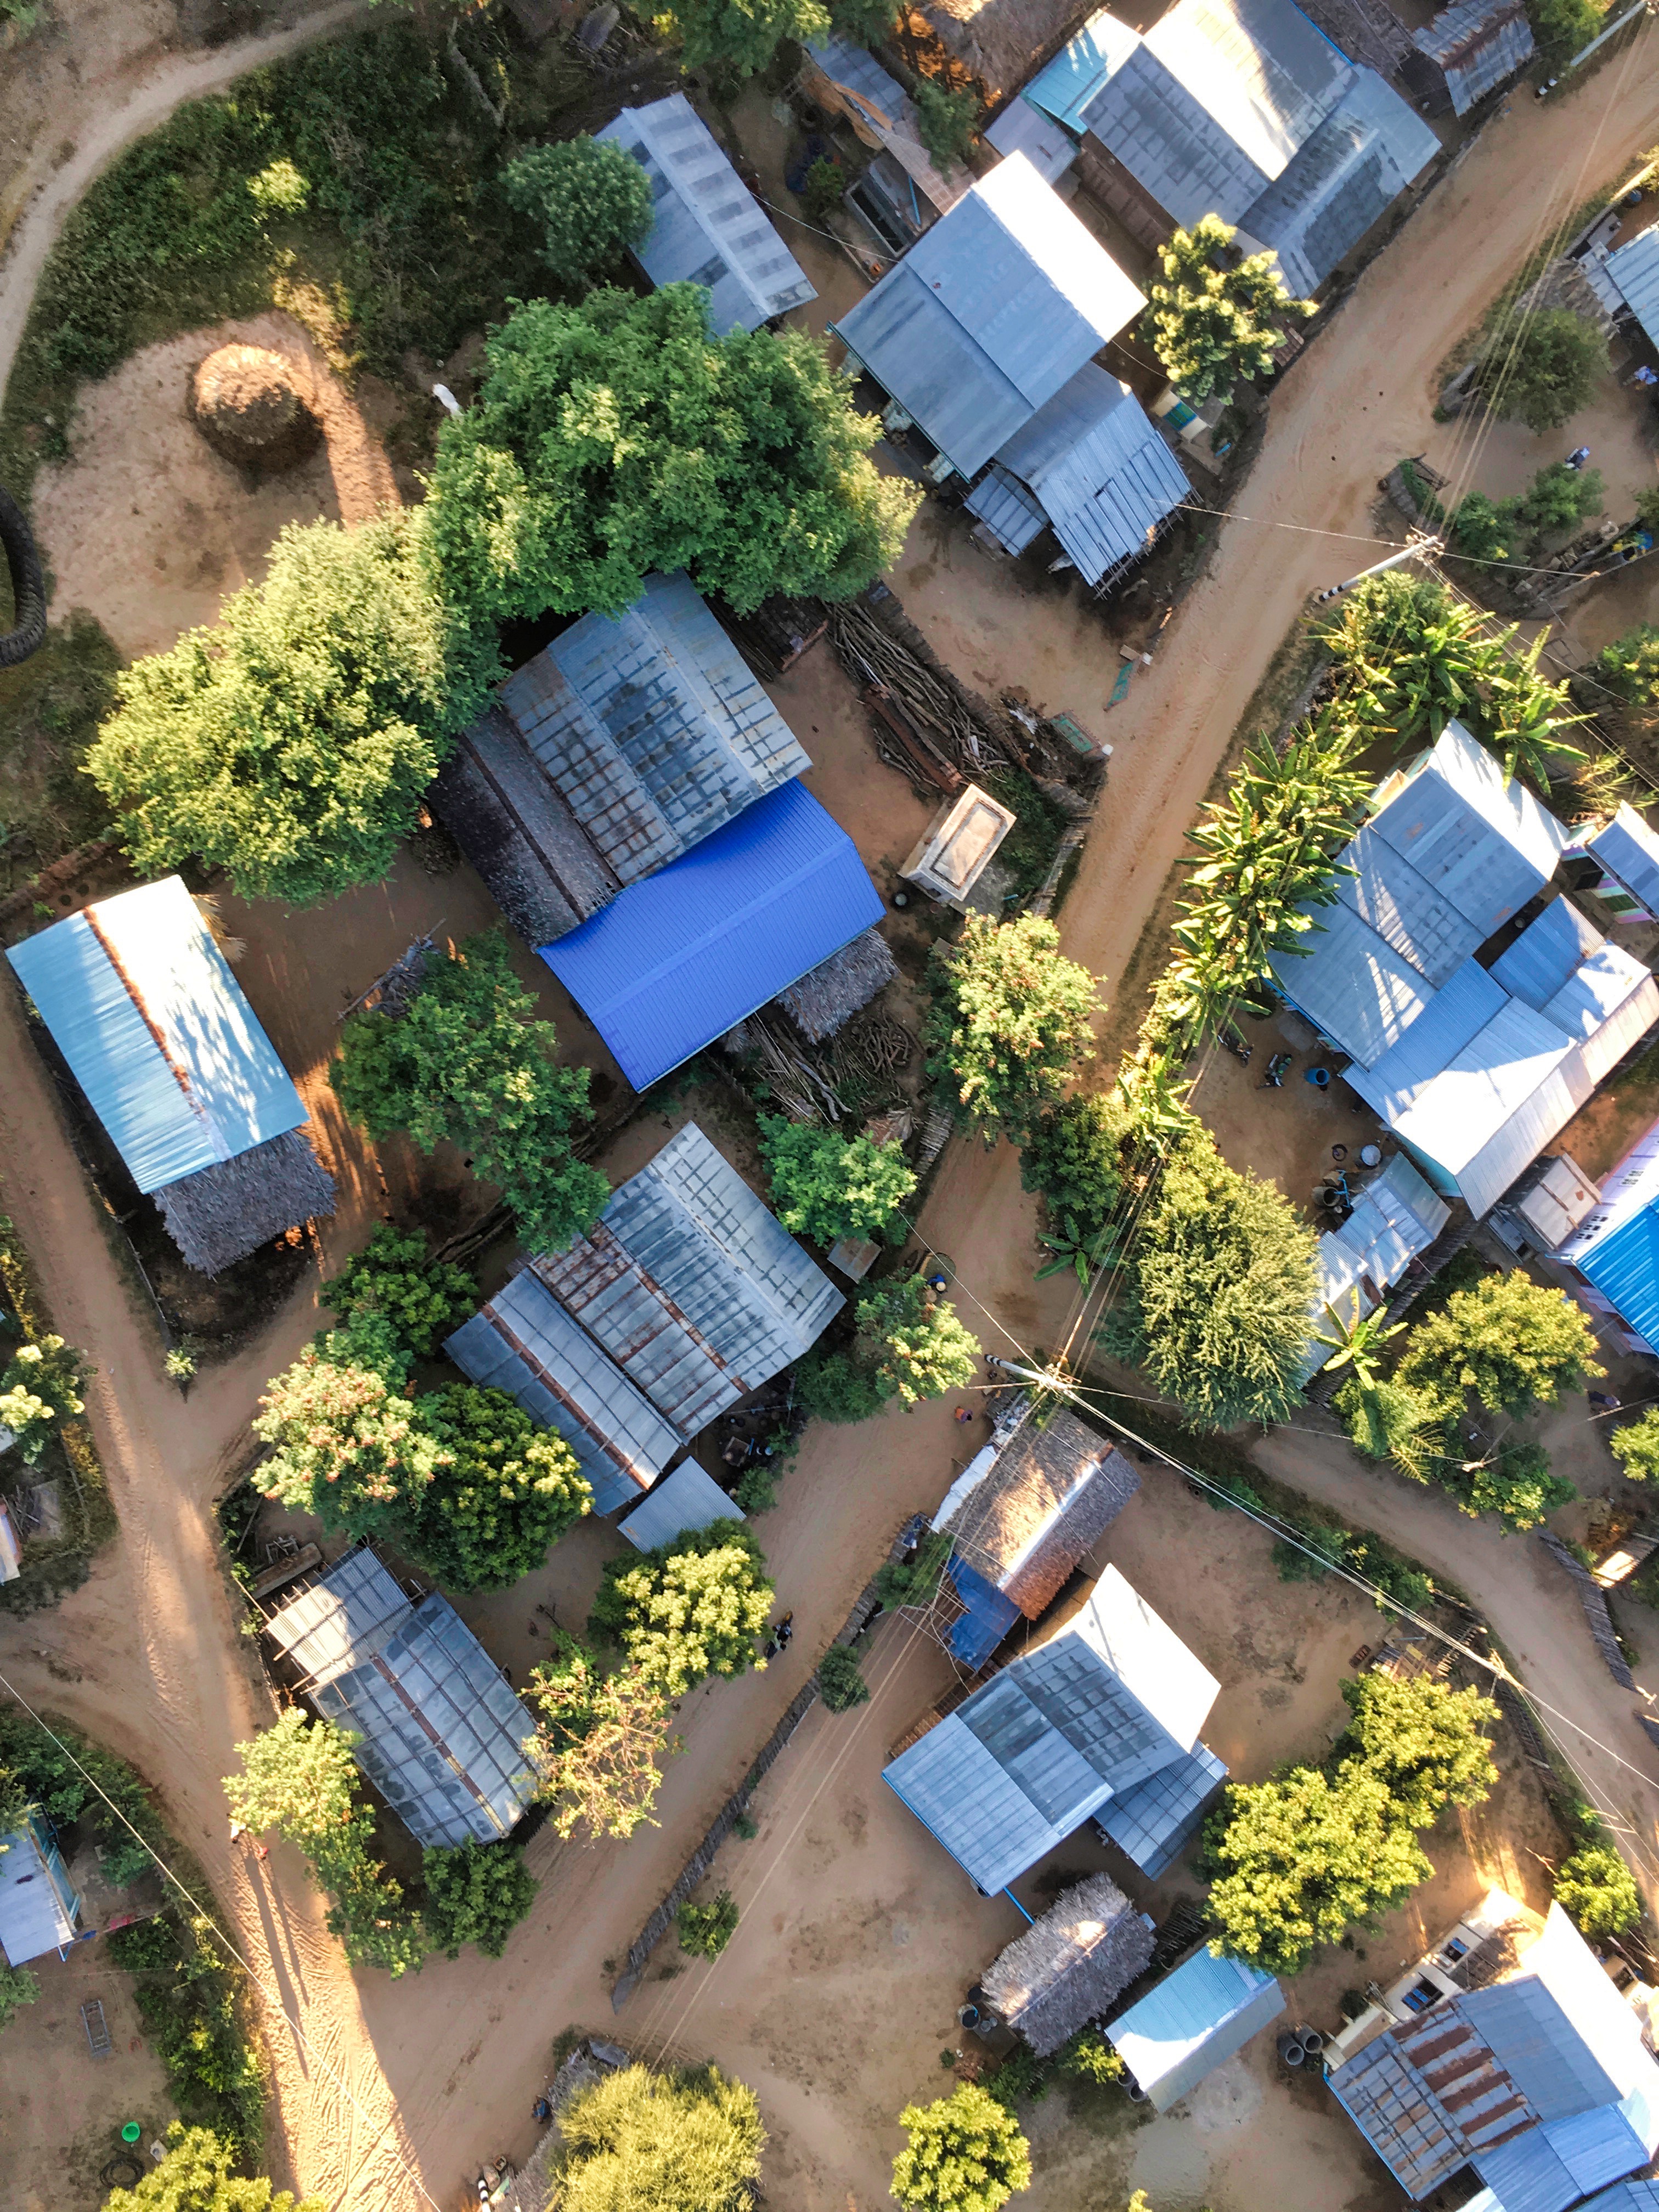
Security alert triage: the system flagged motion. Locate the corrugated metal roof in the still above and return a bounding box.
[444,1271,681,1513]
[1336,823,1483,988]
[1022,10,1143,134]
[1589,805,1659,917]
[499,572,810,891]
[7,875,307,1196]
[540,779,885,1092]
[1108,1947,1285,2109]
[1342,956,1510,1113]
[1095,1741,1227,1875]
[617,1460,743,1551]
[1604,224,1659,351]
[1413,0,1534,116]
[596,94,815,333]
[1490,897,1604,1009]
[0,1816,81,1966]
[1059,1564,1219,1753]
[1369,723,1565,935]
[833,155,1145,477]
[265,1548,411,1684]
[313,1593,538,1848]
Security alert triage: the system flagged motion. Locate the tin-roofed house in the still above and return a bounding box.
[595,94,816,333]
[7,876,335,1276]
[990,0,1438,295]
[431,569,888,1091]
[884,1564,1223,1895]
[264,1549,539,1848]
[447,1122,842,1514]
[0,1813,83,1966]
[980,1872,1155,2053]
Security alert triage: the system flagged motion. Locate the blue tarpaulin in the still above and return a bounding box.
[539,780,884,1091]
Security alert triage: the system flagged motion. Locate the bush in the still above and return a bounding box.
[590,1520,775,1697]
[758,1116,916,1245]
[500,137,653,287]
[678,1889,740,1958]
[1555,1842,1641,1936]
[1482,307,1607,434]
[557,2064,763,2212]
[404,1384,591,1588]
[421,1839,538,1960]
[924,913,1100,1139]
[817,1643,870,1711]
[323,1225,476,1360]
[101,2123,325,2211]
[891,2084,1031,2212]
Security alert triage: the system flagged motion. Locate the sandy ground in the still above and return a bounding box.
[0,28,1656,2212]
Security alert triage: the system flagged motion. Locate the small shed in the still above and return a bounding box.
[7,876,335,1275]
[901,786,1018,908]
[981,1872,1155,2054]
[618,1460,743,1551]
[0,1814,83,1965]
[1107,1948,1285,2109]
[1412,0,1534,116]
[596,94,816,334]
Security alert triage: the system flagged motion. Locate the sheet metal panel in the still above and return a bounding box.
[1095,1741,1226,1876]
[540,780,885,1091]
[617,1459,743,1551]
[1108,1948,1285,2109]
[1336,823,1482,988]
[1589,805,1659,916]
[1604,225,1659,351]
[1491,897,1604,1009]
[596,95,815,332]
[1369,724,1565,934]
[8,876,306,1195]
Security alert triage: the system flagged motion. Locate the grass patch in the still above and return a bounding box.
[0,612,120,877]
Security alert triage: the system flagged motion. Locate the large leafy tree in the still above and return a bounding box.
[253,1327,442,1537]
[1103,1129,1318,1430]
[501,136,653,286]
[1143,213,1312,404]
[558,2064,764,2212]
[924,913,1099,1139]
[427,287,917,624]
[85,515,483,907]
[758,1116,916,1245]
[890,2083,1031,2212]
[332,928,609,1256]
[1483,306,1607,434]
[590,1520,775,1699]
[1335,1674,1498,1830]
[403,1385,591,1588]
[527,1633,681,1842]
[420,1839,538,1960]
[1555,1843,1641,1937]
[323,1224,476,1360]
[101,2124,325,2212]
[1398,1272,1603,1418]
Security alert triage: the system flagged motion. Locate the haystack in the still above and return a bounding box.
[189,345,320,470]
[981,1872,1154,2055]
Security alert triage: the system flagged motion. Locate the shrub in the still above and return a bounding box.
[1482,307,1607,434]
[101,2123,325,2212]
[421,1839,538,1960]
[891,2083,1031,2212]
[1555,1842,1641,1936]
[817,1643,870,1711]
[500,137,653,286]
[323,1225,476,1359]
[758,1116,916,1244]
[558,2064,763,2212]
[924,913,1100,1139]
[526,1634,680,1842]
[403,1384,591,1588]
[590,1520,775,1697]
[677,1889,740,1958]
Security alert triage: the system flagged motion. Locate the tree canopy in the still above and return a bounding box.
[332,928,608,1256]
[1143,213,1312,404]
[501,136,653,286]
[86,515,481,907]
[1398,1272,1603,1417]
[101,2125,326,2212]
[924,913,1099,1139]
[590,1521,775,1698]
[403,1384,590,1588]
[526,1633,680,1842]
[557,2063,764,2212]
[758,1116,916,1245]
[1483,307,1607,435]
[890,2083,1032,2212]
[427,287,917,624]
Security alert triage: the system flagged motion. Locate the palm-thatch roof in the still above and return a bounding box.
[774,927,899,1043]
[981,1873,1154,2055]
[153,1128,336,1277]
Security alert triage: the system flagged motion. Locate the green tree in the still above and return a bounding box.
[1199,1764,1431,1977]
[1336,1674,1499,1828]
[1019,1094,1128,1243]
[86,516,479,907]
[1143,213,1313,404]
[854,1276,980,1408]
[817,1643,870,1711]
[678,1889,739,1957]
[1528,0,1601,69]
[891,2083,1032,2212]
[1611,1407,1659,1483]
[323,1225,476,1359]
[1103,1130,1318,1431]
[758,1116,916,1244]
[558,2064,764,2212]
[253,1331,441,1537]
[0,1957,38,2031]
[590,1520,775,1697]
[924,913,1100,1139]
[0,1334,88,1462]
[428,287,917,624]
[1483,307,1607,435]
[332,928,609,1256]
[403,1384,591,1588]
[420,1839,538,1960]
[526,1634,680,1842]
[501,136,653,286]
[1555,1843,1641,1937]
[913,81,978,173]
[101,2124,325,2212]
[1398,1272,1603,1417]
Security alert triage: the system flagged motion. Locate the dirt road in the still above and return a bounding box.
[2,30,1658,2212]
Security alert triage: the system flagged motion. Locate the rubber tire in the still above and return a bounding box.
[0,482,47,668]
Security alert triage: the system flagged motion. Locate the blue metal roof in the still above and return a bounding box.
[8,875,307,1196]
[618,1462,743,1552]
[1573,1203,1659,1353]
[1589,805,1659,917]
[1108,1948,1285,2109]
[595,95,815,334]
[1604,225,1659,352]
[944,1555,1023,1669]
[540,780,884,1092]
[1095,1741,1227,1876]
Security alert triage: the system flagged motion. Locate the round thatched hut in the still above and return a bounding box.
[189,345,320,471]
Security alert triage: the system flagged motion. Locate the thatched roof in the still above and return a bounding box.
[153,1127,336,1276]
[938,1407,1139,1618]
[981,1873,1154,2055]
[775,927,898,1043]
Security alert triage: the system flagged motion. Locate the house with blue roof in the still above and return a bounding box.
[1269,725,1659,1224]
[831,155,1189,590]
[432,569,888,1091]
[986,0,1438,296]
[447,1122,842,1514]
[7,875,335,1276]
[884,1564,1224,1896]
